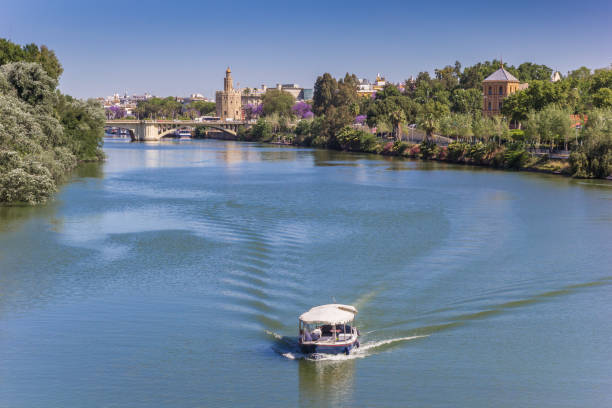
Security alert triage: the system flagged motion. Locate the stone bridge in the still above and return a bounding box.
[105,119,248,141]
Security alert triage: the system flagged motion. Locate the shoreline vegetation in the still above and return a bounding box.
[222,65,610,180]
[234,131,588,177]
[254,136,575,177]
[0,39,105,205]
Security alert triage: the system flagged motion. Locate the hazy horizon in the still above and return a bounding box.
[2,0,611,99]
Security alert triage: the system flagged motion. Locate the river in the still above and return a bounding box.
[1,139,611,407]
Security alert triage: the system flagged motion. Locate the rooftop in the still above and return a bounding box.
[483,67,519,82]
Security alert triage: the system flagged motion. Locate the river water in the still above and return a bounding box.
[1,139,611,407]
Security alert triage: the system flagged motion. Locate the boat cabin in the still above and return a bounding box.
[298,304,359,354]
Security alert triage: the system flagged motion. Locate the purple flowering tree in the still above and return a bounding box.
[291,101,313,119]
[245,103,264,120]
[354,115,366,125]
[106,105,126,119]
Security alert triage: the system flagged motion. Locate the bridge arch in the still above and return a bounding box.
[105,125,136,140]
[105,120,248,141]
[153,124,240,139]
[191,123,239,138]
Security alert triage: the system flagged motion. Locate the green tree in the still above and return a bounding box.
[56,95,105,161]
[262,89,295,117]
[567,66,591,81]
[526,81,570,110]
[451,88,482,114]
[517,62,553,81]
[135,97,182,119]
[0,39,25,65]
[502,91,531,123]
[187,100,216,116]
[0,40,63,80]
[417,100,449,141]
[471,115,491,144]
[250,118,273,141]
[376,83,402,100]
[336,126,362,151]
[313,73,338,116]
[490,115,511,145]
[408,71,452,108]
[439,113,473,141]
[319,105,354,148]
[523,111,540,146]
[366,85,419,132]
[524,105,572,149]
[388,107,406,141]
[295,119,312,137]
[1,61,57,110]
[592,88,612,108]
[408,72,432,102]
[502,80,571,122]
[590,69,612,92]
[0,61,103,204]
[34,45,63,80]
[434,63,460,91]
[335,73,359,108]
[569,108,612,178]
[335,125,379,152]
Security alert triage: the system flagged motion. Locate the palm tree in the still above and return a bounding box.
[417,100,446,142]
[389,108,406,142]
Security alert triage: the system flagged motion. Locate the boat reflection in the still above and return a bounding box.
[298,359,356,408]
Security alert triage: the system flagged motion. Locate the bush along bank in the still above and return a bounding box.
[236,121,577,175]
[0,40,105,205]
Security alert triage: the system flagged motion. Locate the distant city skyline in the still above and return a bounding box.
[2,0,611,99]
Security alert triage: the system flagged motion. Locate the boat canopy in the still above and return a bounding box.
[299,304,358,325]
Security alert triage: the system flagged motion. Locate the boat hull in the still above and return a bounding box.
[299,338,359,355]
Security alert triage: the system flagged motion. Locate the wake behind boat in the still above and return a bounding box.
[298,304,360,356]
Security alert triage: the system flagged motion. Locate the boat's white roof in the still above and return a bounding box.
[299,304,357,324]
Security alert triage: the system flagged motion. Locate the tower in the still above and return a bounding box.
[216,67,242,120]
[482,62,524,117]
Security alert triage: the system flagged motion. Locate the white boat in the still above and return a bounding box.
[177,130,192,140]
[298,304,360,355]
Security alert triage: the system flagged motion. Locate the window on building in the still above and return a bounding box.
[499,86,503,95]
[488,86,492,95]
[499,102,502,110]
[488,102,491,111]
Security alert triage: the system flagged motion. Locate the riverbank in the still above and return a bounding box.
[233,130,578,178]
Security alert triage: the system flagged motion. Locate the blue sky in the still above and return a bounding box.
[2,0,611,98]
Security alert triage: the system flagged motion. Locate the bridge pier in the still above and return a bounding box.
[138,122,163,141]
